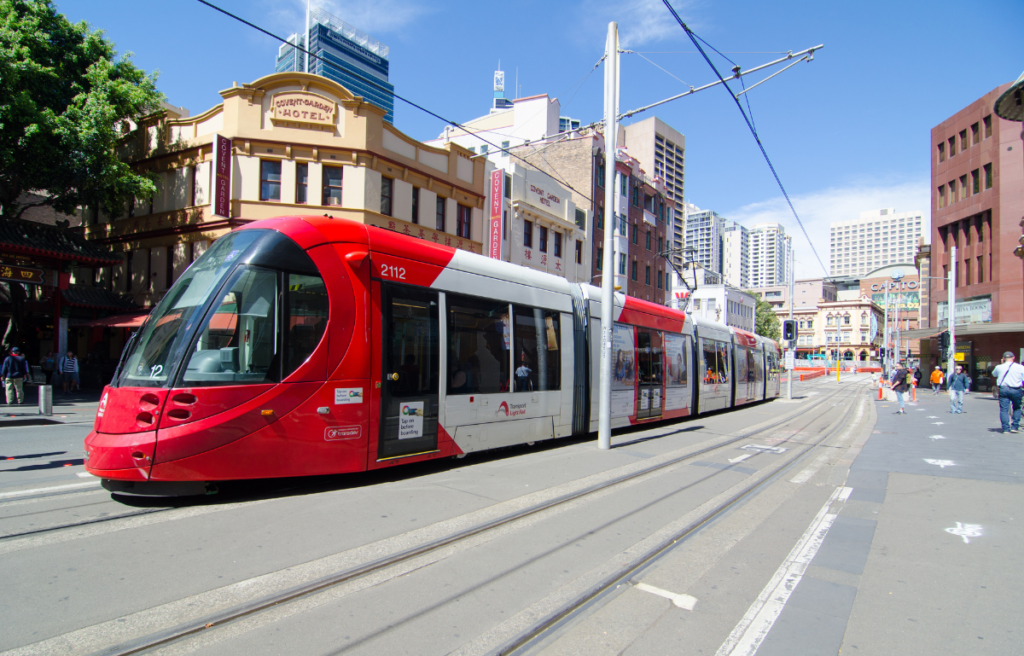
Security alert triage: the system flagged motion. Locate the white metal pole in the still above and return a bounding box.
[598,22,618,451]
[947,246,957,380]
[787,245,793,399]
[883,285,889,374]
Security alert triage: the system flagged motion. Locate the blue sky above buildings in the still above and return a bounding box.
[55,0,1023,278]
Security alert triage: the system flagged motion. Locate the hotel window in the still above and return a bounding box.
[505,174,512,198]
[381,177,393,216]
[539,226,548,253]
[411,187,419,224]
[631,223,638,244]
[524,220,533,248]
[972,169,980,194]
[937,142,945,162]
[554,232,562,258]
[645,265,651,285]
[260,160,281,201]
[456,204,471,239]
[619,253,626,275]
[295,163,308,204]
[971,122,980,145]
[436,197,446,231]
[984,163,992,189]
[646,230,651,250]
[657,270,663,289]
[983,115,992,138]
[480,145,488,155]
[631,260,638,281]
[575,240,582,264]
[322,166,342,206]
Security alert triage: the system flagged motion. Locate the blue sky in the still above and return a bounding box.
[56,0,1023,278]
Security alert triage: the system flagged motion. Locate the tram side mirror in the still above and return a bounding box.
[220,347,239,373]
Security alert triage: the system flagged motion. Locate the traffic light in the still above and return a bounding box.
[938,331,950,353]
[782,319,797,342]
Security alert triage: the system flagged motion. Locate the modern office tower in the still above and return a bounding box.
[275,7,395,123]
[722,220,750,289]
[621,117,686,267]
[829,209,926,277]
[684,206,725,275]
[749,222,792,288]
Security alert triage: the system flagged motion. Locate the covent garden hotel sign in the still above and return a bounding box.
[271,91,337,127]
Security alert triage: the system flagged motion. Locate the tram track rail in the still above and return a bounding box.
[64,382,864,656]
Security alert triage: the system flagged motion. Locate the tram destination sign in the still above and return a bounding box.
[0,263,47,285]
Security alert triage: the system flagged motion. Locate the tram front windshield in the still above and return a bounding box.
[116,231,265,388]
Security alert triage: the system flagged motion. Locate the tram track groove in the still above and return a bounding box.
[0,382,862,656]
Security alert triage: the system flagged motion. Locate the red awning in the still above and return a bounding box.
[78,312,150,329]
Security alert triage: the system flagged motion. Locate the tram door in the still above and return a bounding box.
[379,284,440,460]
[636,329,664,420]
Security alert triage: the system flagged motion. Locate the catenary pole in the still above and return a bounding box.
[947,246,957,380]
[883,285,889,375]
[304,0,310,73]
[598,22,618,451]
[787,245,793,399]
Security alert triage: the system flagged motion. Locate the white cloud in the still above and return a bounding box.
[277,0,432,36]
[583,0,699,48]
[723,178,931,280]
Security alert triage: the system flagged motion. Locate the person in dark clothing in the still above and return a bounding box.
[891,364,910,414]
[1,347,32,404]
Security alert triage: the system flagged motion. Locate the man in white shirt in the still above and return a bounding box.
[991,351,1024,433]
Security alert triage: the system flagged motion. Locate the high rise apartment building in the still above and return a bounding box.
[722,220,750,289]
[829,209,926,277]
[275,8,395,123]
[684,206,725,275]
[749,222,792,288]
[621,117,686,267]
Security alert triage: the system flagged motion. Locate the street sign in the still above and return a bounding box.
[785,349,795,371]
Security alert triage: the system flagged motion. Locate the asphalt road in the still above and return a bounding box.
[1,376,1019,655]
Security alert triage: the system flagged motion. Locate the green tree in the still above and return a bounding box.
[755,298,781,341]
[0,0,163,221]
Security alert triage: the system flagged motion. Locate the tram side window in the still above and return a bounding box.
[447,295,511,395]
[512,305,560,392]
[666,334,688,386]
[701,339,719,384]
[183,267,280,386]
[718,343,731,383]
[752,349,764,382]
[284,274,329,377]
[735,346,749,383]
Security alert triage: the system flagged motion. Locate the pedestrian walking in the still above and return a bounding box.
[58,351,80,394]
[892,364,909,414]
[991,351,1024,433]
[1,346,32,404]
[929,366,944,394]
[913,365,923,388]
[948,365,969,414]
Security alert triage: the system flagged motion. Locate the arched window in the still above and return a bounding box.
[843,313,851,325]
[861,312,868,325]
[826,314,834,326]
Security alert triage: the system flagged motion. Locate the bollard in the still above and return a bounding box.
[38,384,52,416]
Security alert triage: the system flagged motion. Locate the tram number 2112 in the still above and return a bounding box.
[379,263,407,280]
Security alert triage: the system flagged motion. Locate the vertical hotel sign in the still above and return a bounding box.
[488,169,504,260]
[212,135,232,218]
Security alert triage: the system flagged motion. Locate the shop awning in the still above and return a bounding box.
[77,312,150,328]
[900,322,1024,339]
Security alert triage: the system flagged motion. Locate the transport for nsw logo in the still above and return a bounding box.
[495,401,527,417]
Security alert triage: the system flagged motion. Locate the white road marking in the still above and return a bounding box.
[924,459,956,469]
[635,583,697,610]
[932,422,945,426]
[728,454,753,464]
[0,481,100,499]
[926,435,946,440]
[77,472,96,478]
[927,416,939,418]
[716,486,852,656]
[741,444,787,454]
[945,522,982,544]
[789,453,829,484]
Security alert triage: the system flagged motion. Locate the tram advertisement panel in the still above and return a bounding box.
[611,323,635,418]
[664,334,688,411]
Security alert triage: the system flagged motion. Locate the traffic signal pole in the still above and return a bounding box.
[947,246,957,382]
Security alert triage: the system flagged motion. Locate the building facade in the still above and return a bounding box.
[749,222,792,288]
[689,284,756,331]
[929,82,1024,387]
[684,206,725,275]
[620,117,686,268]
[485,161,590,283]
[829,208,927,277]
[79,72,486,313]
[722,220,750,289]
[275,8,395,124]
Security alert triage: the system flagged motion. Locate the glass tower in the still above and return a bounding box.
[275,8,395,124]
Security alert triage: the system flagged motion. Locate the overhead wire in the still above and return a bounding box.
[660,0,829,277]
[194,0,597,203]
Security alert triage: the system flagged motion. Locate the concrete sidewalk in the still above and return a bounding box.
[0,384,103,425]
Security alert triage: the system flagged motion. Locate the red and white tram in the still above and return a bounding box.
[84,216,780,491]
